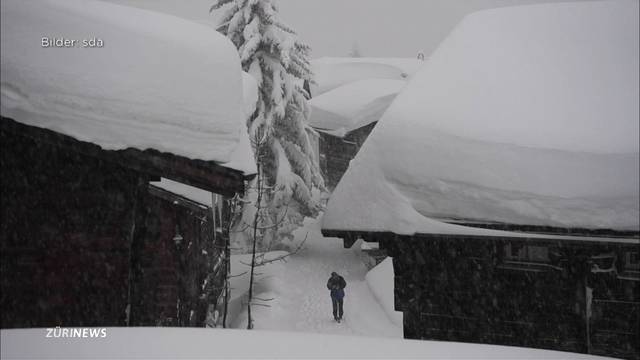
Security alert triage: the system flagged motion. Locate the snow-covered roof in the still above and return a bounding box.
[307,58,421,136]
[323,1,640,236]
[0,0,255,175]
[311,57,424,96]
[308,79,405,136]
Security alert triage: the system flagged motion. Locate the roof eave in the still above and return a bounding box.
[1,116,249,196]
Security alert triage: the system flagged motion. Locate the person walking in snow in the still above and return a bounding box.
[327,271,347,322]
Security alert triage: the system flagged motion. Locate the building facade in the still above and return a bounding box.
[323,228,639,359]
[318,122,377,190]
[1,118,247,328]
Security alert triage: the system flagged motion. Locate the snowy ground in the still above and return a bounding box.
[230,216,402,338]
[1,327,613,359]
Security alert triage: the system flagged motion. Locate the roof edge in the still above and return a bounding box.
[1,117,252,196]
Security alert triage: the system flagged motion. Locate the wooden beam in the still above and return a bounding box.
[443,220,638,239]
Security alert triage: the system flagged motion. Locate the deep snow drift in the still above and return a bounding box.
[366,257,403,327]
[307,57,423,136]
[311,57,424,96]
[0,0,255,173]
[323,1,640,234]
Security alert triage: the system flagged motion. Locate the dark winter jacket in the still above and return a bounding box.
[327,275,346,300]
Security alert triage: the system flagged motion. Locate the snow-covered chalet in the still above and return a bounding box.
[306,57,423,189]
[322,2,639,358]
[0,0,256,328]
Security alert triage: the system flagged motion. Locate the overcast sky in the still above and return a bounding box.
[104,0,600,58]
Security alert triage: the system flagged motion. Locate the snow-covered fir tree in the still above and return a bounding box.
[211,0,324,251]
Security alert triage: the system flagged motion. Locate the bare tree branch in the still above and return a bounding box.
[254,297,275,302]
[251,303,272,308]
[228,271,249,278]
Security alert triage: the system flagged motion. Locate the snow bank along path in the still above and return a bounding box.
[230,217,402,338]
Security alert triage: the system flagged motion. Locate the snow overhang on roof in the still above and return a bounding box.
[308,79,405,137]
[323,1,640,236]
[0,0,256,175]
[311,57,424,96]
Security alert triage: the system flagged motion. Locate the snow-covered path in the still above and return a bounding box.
[231,217,402,338]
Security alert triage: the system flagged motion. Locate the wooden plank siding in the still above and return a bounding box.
[1,123,140,327]
[1,117,242,328]
[322,228,639,359]
[319,122,377,190]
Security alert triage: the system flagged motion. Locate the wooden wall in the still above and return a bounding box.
[319,121,377,190]
[380,234,639,359]
[130,190,226,327]
[1,126,140,327]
